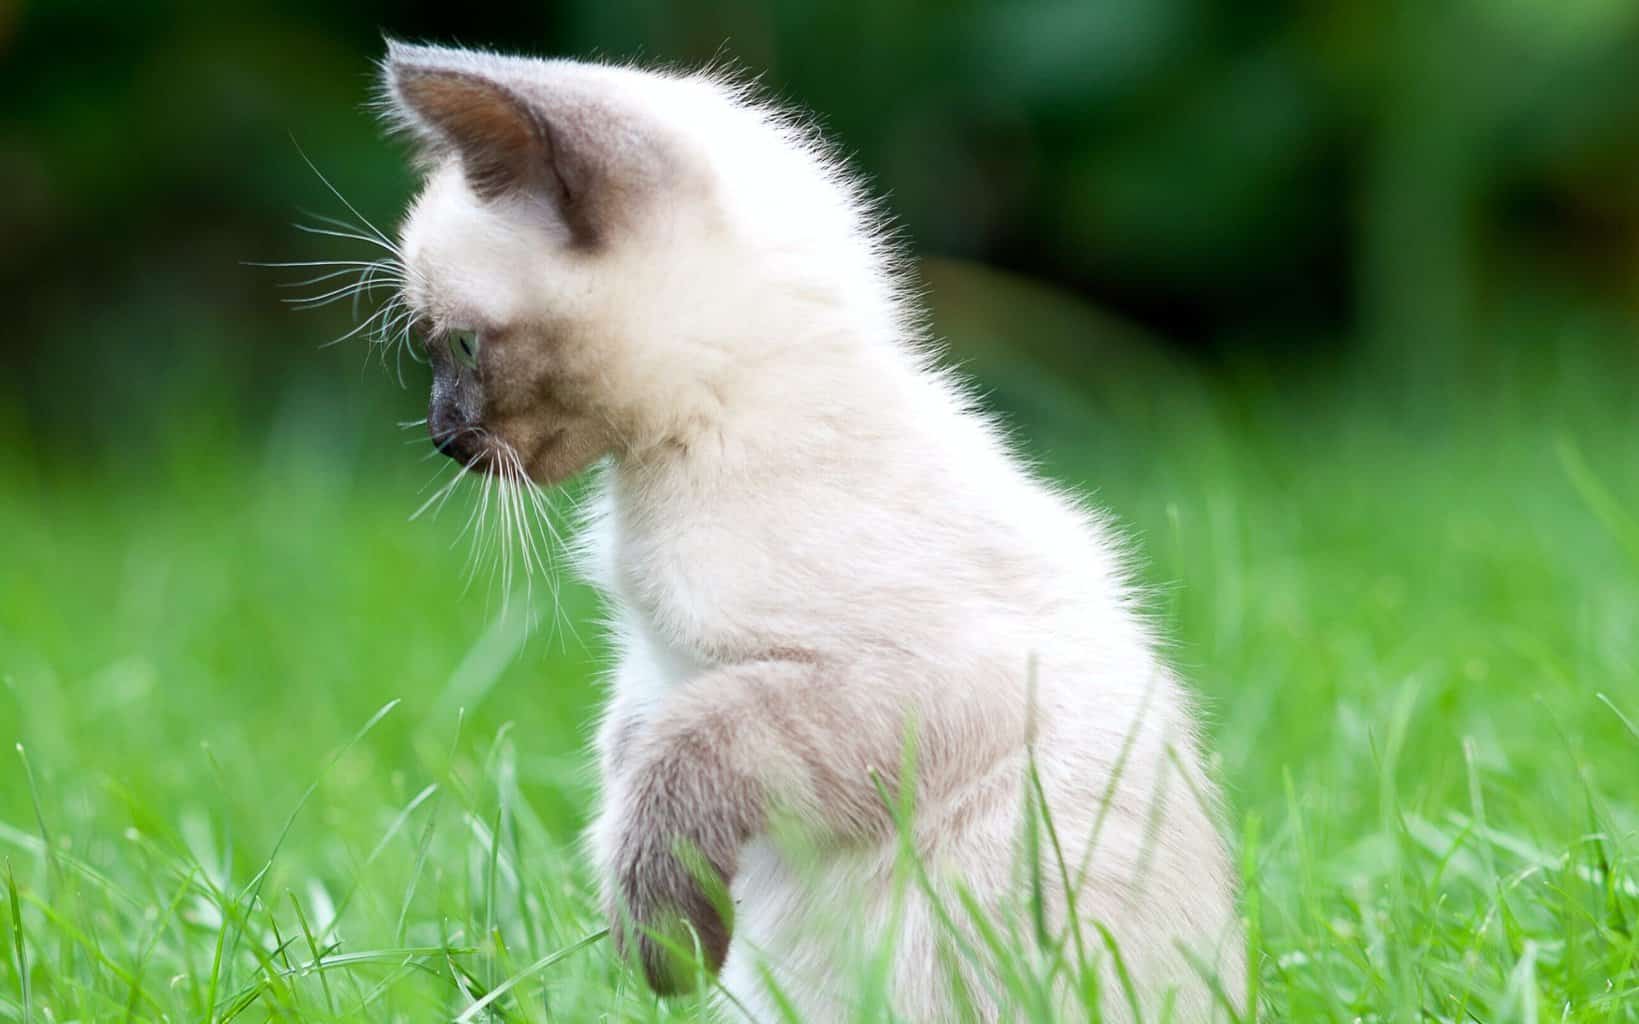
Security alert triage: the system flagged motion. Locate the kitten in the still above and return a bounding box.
[379,41,1244,1021]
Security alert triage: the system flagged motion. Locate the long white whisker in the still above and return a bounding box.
[354,261,393,322]
[506,475,525,620]
[411,448,482,520]
[459,474,485,591]
[318,302,397,349]
[370,302,416,345]
[247,258,389,270]
[505,451,551,635]
[453,470,487,547]
[283,279,399,309]
[318,290,413,351]
[508,451,543,583]
[389,306,419,383]
[433,445,487,517]
[487,468,507,607]
[263,152,421,390]
[509,449,549,580]
[514,459,543,583]
[291,222,401,255]
[410,471,464,521]
[370,297,415,382]
[487,469,506,603]
[503,462,522,613]
[464,469,499,595]
[275,268,383,290]
[376,311,419,388]
[297,208,399,247]
[510,449,576,646]
[276,270,374,293]
[292,142,399,250]
[485,470,504,612]
[414,457,459,495]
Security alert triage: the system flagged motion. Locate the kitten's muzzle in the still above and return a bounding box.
[429,410,466,456]
[428,350,490,467]
[428,407,490,468]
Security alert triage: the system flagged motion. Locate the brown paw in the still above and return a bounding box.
[611,833,734,995]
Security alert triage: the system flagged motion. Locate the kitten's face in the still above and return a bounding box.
[382,43,877,486]
[403,162,615,485]
[384,44,711,484]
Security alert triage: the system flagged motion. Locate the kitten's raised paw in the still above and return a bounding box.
[610,831,734,995]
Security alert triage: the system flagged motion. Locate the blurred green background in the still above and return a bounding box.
[7,0,1639,437]
[3,1,1639,1020]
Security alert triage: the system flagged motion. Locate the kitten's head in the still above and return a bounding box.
[380,42,894,485]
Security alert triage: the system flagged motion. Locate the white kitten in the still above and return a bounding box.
[380,41,1244,1021]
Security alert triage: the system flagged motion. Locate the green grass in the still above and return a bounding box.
[2,283,1637,1020]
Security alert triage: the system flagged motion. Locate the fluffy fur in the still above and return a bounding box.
[379,41,1245,1020]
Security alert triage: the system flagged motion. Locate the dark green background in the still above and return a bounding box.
[6,0,1639,454]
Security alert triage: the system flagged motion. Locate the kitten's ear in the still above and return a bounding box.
[381,42,603,240]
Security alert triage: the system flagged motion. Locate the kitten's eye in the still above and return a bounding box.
[449,330,481,370]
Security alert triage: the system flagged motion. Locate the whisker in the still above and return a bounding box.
[462,469,499,596]
[283,279,399,309]
[391,314,415,385]
[372,305,421,387]
[506,453,554,635]
[291,141,399,250]
[402,436,580,644]
[292,222,402,255]
[279,146,580,632]
[354,261,396,322]
[410,471,463,520]
[433,447,486,520]
[507,450,546,577]
[372,300,417,340]
[371,297,417,385]
[414,458,459,495]
[507,447,577,646]
[486,470,507,606]
[410,447,482,520]
[453,468,489,546]
[319,316,386,350]
[318,296,405,350]
[494,464,510,610]
[499,462,519,611]
[275,267,383,290]
[296,208,400,249]
[247,258,391,271]
[508,452,545,582]
[264,147,423,390]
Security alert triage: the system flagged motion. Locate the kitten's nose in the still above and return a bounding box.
[429,404,469,457]
[429,351,484,462]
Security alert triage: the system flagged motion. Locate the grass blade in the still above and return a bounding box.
[6,861,29,1024]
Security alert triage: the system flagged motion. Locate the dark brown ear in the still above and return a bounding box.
[382,42,596,240]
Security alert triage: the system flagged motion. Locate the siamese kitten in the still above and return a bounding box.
[378,41,1244,1021]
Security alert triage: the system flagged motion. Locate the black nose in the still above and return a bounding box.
[429,405,470,458]
[429,350,484,462]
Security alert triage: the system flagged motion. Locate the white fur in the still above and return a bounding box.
[394,51,1244,1021]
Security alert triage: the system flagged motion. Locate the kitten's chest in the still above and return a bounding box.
[610,610,703,708]
[576,490,708,704]
[579,476,771,665]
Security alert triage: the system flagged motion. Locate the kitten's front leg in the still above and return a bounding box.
[604,716,759,994]
[602,657,989,994]
[599,659,824,994]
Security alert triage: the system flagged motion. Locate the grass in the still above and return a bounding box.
[1,277,1637,1020]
